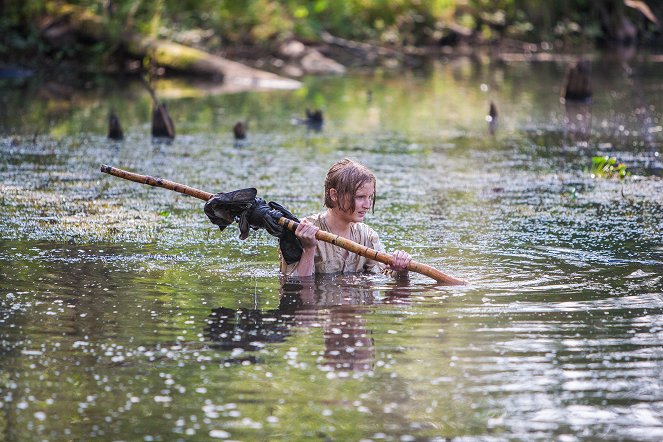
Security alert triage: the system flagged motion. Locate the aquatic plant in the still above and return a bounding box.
[590,155,629,179]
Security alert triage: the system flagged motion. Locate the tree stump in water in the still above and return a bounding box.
[562,60,592,144]
[152,102,175,139]
[305,109,323,128]
[487,101,498,135]
[562,59,592,102]
[107,112,124,140]
[233,122,247,140]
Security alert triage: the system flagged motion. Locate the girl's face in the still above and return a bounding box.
[333,180,375,223]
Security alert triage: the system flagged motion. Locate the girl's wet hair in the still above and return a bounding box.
[324,158,376,212]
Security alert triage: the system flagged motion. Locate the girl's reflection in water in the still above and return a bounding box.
[205,275,411,371]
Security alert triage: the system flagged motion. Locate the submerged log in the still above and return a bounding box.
[123,35,300,89]
[41,3,300,90]
[290,109,324,131]
[291,109,324,130]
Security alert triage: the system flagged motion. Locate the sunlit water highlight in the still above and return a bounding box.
[1,56,662,440]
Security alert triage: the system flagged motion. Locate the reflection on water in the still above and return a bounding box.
[206,277,414,372]
[1,55,662,440]
[563,101,592,146]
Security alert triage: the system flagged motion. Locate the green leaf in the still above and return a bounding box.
[590,155,629,179]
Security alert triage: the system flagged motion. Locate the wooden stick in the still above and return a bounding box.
[101,164,467,285]
[101,164,213,200]
[278,218,466,285]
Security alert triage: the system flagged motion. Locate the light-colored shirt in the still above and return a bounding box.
[280,212,386,276]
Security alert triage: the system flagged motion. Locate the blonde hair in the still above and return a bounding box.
[324,158,376,212]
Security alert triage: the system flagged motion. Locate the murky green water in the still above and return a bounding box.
[1,54,662,441]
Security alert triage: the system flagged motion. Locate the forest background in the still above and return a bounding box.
[1,0,661,77]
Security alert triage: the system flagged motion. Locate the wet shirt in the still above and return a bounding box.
[280,212,386,276]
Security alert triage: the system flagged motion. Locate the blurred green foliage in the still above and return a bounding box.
[590,155,629,179]
[0,0,661,63]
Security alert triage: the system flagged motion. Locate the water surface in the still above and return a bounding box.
[1,54,662,440]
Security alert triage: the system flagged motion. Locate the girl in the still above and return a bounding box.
[281,158,411,278]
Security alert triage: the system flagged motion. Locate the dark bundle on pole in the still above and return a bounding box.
[562,59,592,102]
[99,165,467,285]
[203,188,303,264]
[107,112,124,140]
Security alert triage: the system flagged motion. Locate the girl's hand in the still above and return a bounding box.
[390,250,411,272]
[295,220,319,250]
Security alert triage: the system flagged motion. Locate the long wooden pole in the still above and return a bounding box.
[100,164,466,285]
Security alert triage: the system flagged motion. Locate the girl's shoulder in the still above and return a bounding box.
[303,212,325,226]
[352,221,380,242]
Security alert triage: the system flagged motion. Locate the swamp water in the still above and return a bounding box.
[1,56,662,441]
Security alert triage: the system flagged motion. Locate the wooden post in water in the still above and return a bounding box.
[562,59,592,102]
[107,112,124,140]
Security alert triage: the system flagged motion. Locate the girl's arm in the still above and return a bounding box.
[289,220,319,277]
